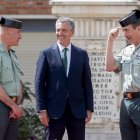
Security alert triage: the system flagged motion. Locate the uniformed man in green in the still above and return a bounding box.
[105,9,140,140]
[0,17,23,140]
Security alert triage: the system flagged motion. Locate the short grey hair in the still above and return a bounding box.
[56,16,75,31]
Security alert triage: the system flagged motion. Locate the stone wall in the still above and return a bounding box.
[0,0,51,15]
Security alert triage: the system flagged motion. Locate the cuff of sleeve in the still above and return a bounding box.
[38,110,47,113]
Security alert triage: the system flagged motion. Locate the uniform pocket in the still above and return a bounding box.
[133,60,140,80]
[121,60,130,75]
[0,66,13,84]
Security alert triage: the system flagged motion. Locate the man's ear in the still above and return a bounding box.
[4,27,10,35]
[71,30,74,36]
[137,25,140,31]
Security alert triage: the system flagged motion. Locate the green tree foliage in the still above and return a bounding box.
[19,82,45,140]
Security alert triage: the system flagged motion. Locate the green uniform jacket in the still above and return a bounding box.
[0,43,20,96]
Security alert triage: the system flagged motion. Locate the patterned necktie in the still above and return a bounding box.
[62,48,68,74]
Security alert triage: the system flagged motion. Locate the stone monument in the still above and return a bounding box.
[50,0,139,139]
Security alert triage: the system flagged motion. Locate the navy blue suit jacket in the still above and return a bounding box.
[35,44,93,119]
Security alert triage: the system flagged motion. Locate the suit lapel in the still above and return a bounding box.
[68,45,77,78]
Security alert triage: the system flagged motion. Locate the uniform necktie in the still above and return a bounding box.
[62,48,68,74]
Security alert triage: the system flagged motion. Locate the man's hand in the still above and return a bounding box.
[85,110,92,124]
[10,104,23,118]
[38,111,49,127]
[108,27,121,42]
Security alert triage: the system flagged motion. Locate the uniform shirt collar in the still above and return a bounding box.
[0,42,7,52]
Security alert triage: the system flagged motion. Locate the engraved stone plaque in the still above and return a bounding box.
[89,49,119,123]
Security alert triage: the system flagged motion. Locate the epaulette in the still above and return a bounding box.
[123,44,131,48]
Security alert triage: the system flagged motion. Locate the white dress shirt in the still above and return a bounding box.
[57,42,71,77]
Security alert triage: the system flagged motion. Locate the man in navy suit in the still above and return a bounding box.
[35,17,93,140]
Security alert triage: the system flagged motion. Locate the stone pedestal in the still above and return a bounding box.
[63,128,121,140]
